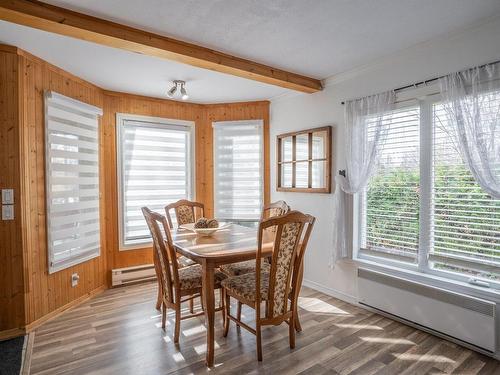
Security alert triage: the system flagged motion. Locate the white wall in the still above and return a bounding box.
[270,16,500,302]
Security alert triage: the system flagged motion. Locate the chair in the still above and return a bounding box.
[165,199,205,228]
[220,201,290,277]
[219,200,291,324]
[221,210,315,361]
[142,207,226,343]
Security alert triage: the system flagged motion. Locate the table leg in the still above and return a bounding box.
[202,260,215,367]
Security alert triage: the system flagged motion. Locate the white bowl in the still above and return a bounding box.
[180,223,229,237]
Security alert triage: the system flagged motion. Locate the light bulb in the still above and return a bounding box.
[180,85,189,101]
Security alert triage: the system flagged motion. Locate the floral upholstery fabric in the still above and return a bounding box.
[271,222,300,317]
[177,264,227,291]
[221,271,270,302]
[176,205,195,225]
[219,259,270,276]
[178,255,196,268]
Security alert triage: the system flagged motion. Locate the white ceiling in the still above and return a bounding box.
[1,0,500,103]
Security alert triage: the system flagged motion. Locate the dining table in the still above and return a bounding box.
[171,223,274,367]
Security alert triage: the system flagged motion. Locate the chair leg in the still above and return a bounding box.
[161,302,167,330]
[294,304,302,332]
[189,297,194,314]
[289,315,296,349]
[256,322,263,361]
[223,290,230,337]
[156,285,162,310]
[174,304,181,344]
[236,301,242,332]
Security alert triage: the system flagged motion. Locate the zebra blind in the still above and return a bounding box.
[117,116,193,248]
[361,106,421,263]
[45,91,102,274]
[430,102,500,280]
[213,120,264,221]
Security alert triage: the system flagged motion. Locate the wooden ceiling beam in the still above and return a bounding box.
[0,0,323,93]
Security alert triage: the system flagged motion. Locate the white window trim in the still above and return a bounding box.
[212,119,264,222]
[45,91,103,273]
[116,113,195,251]
[353,91,500,297]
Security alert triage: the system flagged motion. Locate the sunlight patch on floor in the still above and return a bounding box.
[335,323,383,330]
[172,352,186,363]
[394,353,454,363]
[298,296,350,315]
[183,324,207,337]
[361,336,415,345]
[193,342,221,355]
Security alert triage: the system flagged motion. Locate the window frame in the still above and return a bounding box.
[354,93,500,293]
[213,119,264,223]
[116,113,195,250]
[276,126,332,193]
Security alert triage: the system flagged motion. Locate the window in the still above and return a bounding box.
[117,114,194,248]
[213,120,264,223]
[277,126,332,193]
[45,91,102,273]
[360,107,420,263]
[359,95,500,289]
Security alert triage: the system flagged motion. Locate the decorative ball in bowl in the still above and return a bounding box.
[180,218,228,236]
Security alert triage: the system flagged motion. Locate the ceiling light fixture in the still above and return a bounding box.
[167,80,189,101]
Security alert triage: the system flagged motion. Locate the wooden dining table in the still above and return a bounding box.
[171,223,274,367]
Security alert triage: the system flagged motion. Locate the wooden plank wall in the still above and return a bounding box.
[18,50,107,328]
[0,47,25,336]
[0,44,270,334]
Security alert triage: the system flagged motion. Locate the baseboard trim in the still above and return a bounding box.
[20,331,35,375]
[0,328,25,341]
[25,285,107,332]
[302,279,358,305]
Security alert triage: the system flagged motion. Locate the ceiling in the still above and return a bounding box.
[1,0,500,103]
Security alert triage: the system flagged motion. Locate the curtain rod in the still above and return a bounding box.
[340,58,500,105]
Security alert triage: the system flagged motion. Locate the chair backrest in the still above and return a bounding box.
[256,210,315,320]
[142,207,180,304]
[165,199,205,228]
[260,200,290,221]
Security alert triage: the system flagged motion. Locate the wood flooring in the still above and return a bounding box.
[30,282,500,375]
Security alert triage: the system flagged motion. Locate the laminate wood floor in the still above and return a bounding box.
[30,282,500,375]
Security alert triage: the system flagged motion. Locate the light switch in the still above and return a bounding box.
[2,205,14,220]
[2,189,14,204]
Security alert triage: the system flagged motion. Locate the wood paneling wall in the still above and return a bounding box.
[0,47,25,336]
[0,44,270,335]
[19,49,107,328]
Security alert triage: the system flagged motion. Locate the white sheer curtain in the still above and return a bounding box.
[438,62,500,198]
[331,91,395,266]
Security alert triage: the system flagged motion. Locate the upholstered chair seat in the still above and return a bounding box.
[220,259,270,277]
[221,271,270,302]
[178,264,227,290]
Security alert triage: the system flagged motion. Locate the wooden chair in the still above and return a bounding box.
[165,199,205,228]
[219,200,291,326]
[142,207,226,343]
[220,201,290,277]
[221,211,315,361]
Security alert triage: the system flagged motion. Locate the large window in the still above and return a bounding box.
[213,120,264,223]
[117,115,194,249]
[359,95,500,289]
[45,91,102,273]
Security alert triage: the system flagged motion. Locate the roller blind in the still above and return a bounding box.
[45,91,103,273]
[117,117,193,248]
[213,120,264,221]
[430,102,500,280]
[361,106,420,263]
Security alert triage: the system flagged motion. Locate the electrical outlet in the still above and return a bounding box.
[2,189,14,204]
[71,273,79,287]
[2,205,14,220]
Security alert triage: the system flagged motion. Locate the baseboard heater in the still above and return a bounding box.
[112,264,156,286]
[358,268,496,353]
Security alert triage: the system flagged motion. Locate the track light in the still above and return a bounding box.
[167,80,189,101]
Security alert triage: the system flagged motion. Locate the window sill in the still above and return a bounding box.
[353,257,500,303]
